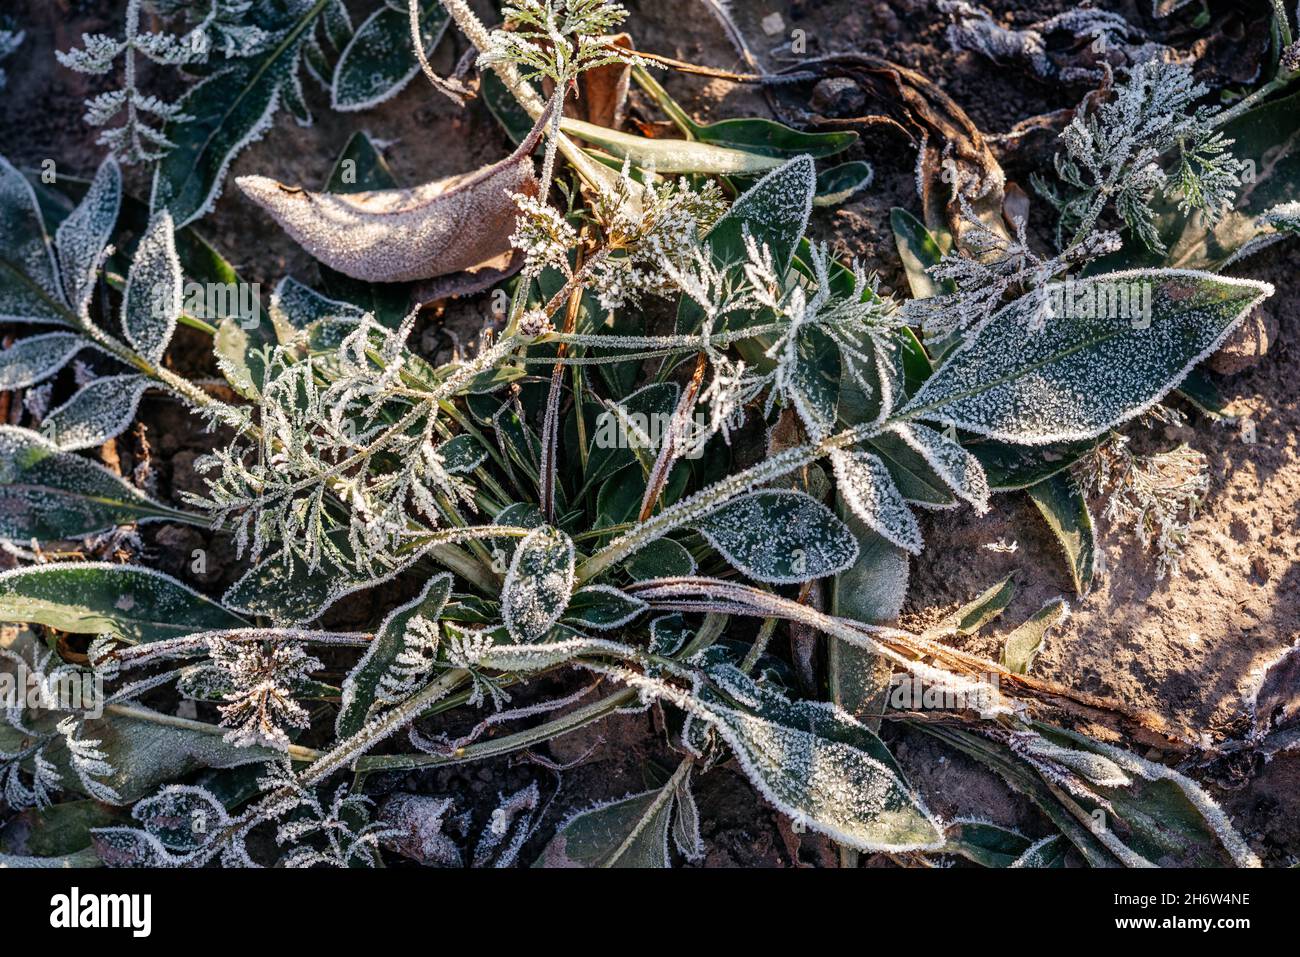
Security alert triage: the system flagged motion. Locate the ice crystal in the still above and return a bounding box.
[206,637,323,750]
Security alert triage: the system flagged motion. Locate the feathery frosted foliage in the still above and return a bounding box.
[502,526,576,642]
[57,716,122,804]
[830,449,924,555]
[474,782,540,867]
[40,373,150,451]
[0,333,85,390]
[536,785,676,867]
[482,0,649,86]
[1078,431,1208,580]
[903,200,1120,340]
[902,270,1272,444]
[1048,58,1245,250]
[205,637,323,750]
[190,316,496,575]
[54,158,121,316]
[694,489,859,584]
[583,166,727,309]
[122,211,182,363]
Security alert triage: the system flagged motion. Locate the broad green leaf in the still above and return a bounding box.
[699,664,942,851]
[0,800,127,859]
[584,382,679,487]
[437,434,488,474]
[336,573,453,737]
[40,373,149,451]
[0,425,194,540]
[48,707,275,805]
[830,449,923,555]
[863,429,956,508]
[1010,835,1067,867]
[694,489,859,584]
[0,563,246,644]
[534,785,676,867]
[902,269,1273,444]
[563,585,647,630]
[705,154,815,274]
[625,537,697,580]
[53,157,120,313]
[151,2,329,226]
[943,820,1034,868]
[890,206,952,300]
[789,324,841,439]
[888,422,990,513]
[502,526,576,642]
[122,211,182,363]
[0,154,67,325]
[331,1,449,111]
[0,331,85,390]
[970,437,1096,491]
[1027,472,1096,596]
[814,161,873,206]
[1001,598,1069,675]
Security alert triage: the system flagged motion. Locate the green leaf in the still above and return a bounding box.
[1027,472,1096,596]
[437,434,488,474]
[122,211,181,363]
[336,572,452,738]
[0,154,68,325]
[1001,598,1069,675]
[0,800,127,859]
[563,585,647,630]
[0,425,195,540]
[624,537,697,580]
[502,526,576,642]
[890,206,952,301]
[0,331,85,390]
[151,2,329,226]
[698,664,943,851]
[0,562,246,644]
[534,785,676,867]
[40,373,150,451]
[902,269,1273,444]
[830,449,923,555]
[694,489,859,584]
[814,161,873,206]
[939,574,1016,636]
[331,1,449,111]
[970,437,1096,491]
[705,155,816,275]
[563,118,785,175]
[790,324,841,439]
[942,820,1034,868]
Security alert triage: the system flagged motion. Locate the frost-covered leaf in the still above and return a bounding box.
[0,154,67,324]
[701,154,815,274]
[888,422,990,513]
[0,562,245,644]
[693,489,858,584]
[54,157,120,313]
[563,585,647,630]
[1027,472,1096,596]
[379,792,461,867]
[131,786,232,852]
[502,526,576,642]
[696,665,943,851]
[337,573,452,738]
[0,331,85,390]
[535,784,676,868]
[48,709,274,806]
[237,112,546,283]
[1001,598,1069,675]
[789,325,840,440]
[437,434,487,474]
[830,449,923,555]
[625,537,697,580]
[122,210,182,363]
[942,819,1034,868]
[473,782,539,868]
[40,373,150,450]
[0,425,191,540]
[1009,834,1067,868]
[331,1,449,112]
[901,270,1273,444]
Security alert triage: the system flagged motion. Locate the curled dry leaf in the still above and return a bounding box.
[236,110,549,283]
